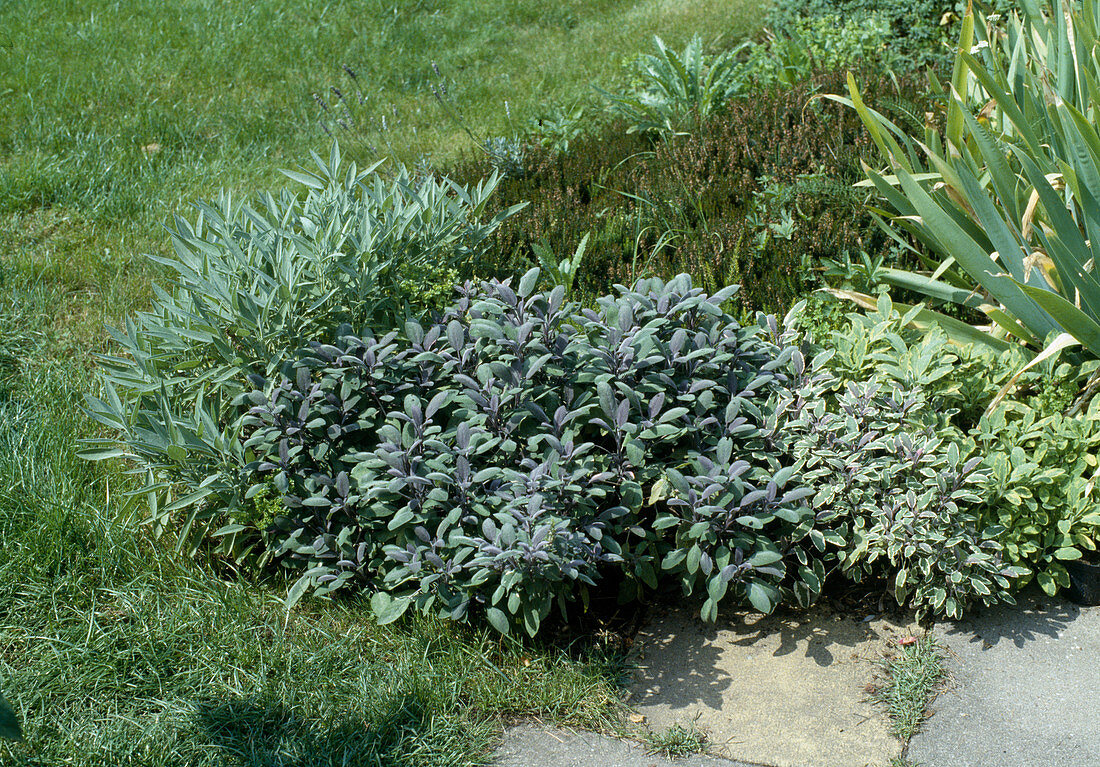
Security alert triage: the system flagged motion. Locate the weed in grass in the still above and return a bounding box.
[644,722,708,758]
[872,636,948,741]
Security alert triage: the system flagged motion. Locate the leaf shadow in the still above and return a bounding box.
[628,601,904,714]
[940,588,1080,649]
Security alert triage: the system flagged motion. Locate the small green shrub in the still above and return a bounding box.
[82,146,522,546]
[777,295,1026,618]
[480,135,528,180]
[600,35,750,135]
[238,273,811,634]
[764,0,1013,73]
[976,399,1100,595]
[527,102,589,155]
[746,12,897,87]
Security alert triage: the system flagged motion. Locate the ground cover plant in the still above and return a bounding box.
[872,635,947,740]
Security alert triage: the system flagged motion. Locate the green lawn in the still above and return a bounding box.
[0,1,763,763]
[1,0,759,344]
[0,385,624,766]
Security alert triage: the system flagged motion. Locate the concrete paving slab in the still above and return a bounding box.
[908,591,1100,767]
[493,724,757,767]
[627,604,912,767]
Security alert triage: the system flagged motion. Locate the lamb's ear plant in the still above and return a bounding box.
[834,0,1100,373]
[80,143,523,551]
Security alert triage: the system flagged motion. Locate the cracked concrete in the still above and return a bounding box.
[493,591,1100,767]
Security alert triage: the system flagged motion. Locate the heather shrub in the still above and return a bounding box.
[450,69,932,314]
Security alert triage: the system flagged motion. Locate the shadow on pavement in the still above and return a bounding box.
[940,588,1079,649]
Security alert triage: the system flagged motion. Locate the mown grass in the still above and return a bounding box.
[0,1,765,763]
[1,0,761,334]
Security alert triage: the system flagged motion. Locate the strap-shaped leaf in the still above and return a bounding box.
[985,332,1080,416]
[1014,149,1100,318]
[895,166,1063,340]
[947,6,976,151]
[1015,280,1100,357]
[876,267,986,310]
